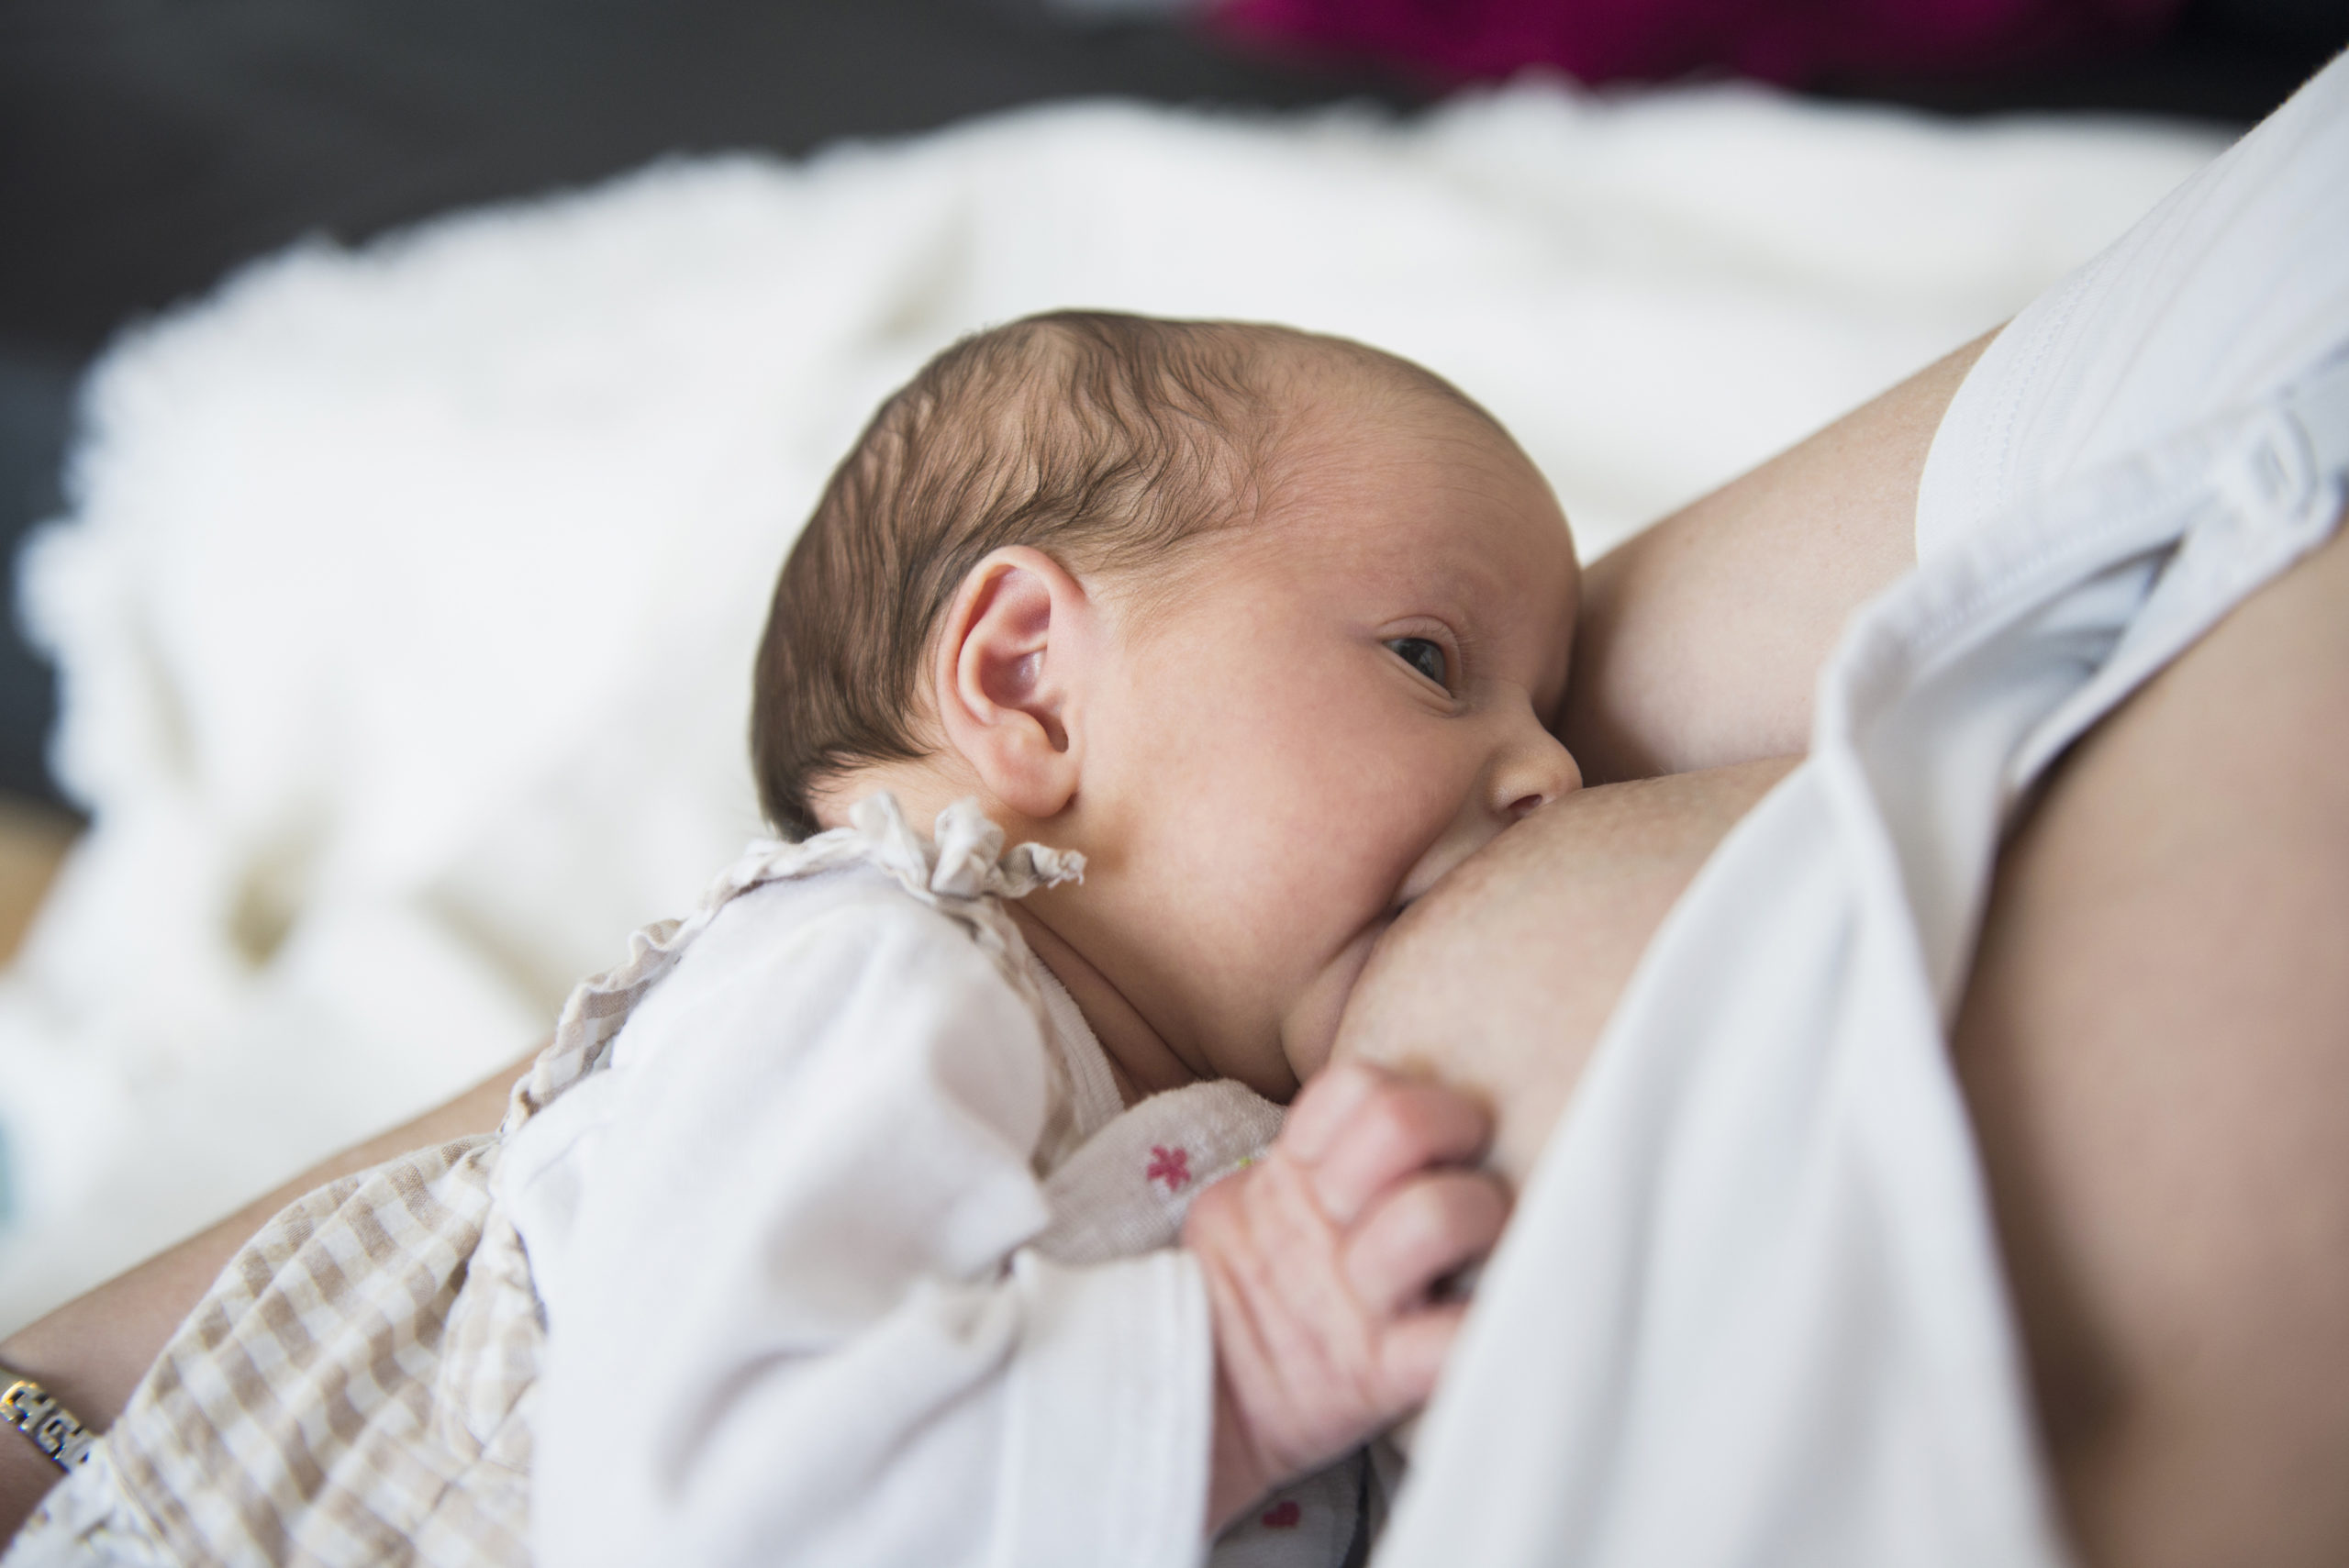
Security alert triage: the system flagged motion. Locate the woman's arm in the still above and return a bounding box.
[1562,331,1993,784]
[0,1048,534,1539]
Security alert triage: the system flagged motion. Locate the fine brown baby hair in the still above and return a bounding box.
[751,309,1501,840]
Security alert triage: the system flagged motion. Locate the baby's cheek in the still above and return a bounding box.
[1197,815,1412,1093]
[1275,919,1390,1095]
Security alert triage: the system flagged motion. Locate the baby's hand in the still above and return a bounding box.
[1182,1061,1508,1530]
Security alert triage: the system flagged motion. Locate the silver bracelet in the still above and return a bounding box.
[1,1369,96,1472]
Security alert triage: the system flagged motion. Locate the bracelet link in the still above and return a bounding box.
[2,1375,95,1471]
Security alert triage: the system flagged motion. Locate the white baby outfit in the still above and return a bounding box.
[1375,48,2349,1568]
[6,795,1364,1567]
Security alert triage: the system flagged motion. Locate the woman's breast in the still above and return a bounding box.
[1331,758,1794,1188]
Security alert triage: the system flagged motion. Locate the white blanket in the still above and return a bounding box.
[0,80,2220,1329]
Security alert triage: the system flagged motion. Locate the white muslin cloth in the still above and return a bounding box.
[1375,51,2349,1568]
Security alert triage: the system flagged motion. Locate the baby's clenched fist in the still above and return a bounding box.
[1182,1062,1509,1529]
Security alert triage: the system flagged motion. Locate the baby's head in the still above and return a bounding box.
[755,311,1580,1100]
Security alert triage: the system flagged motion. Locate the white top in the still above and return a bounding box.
[498,796,1319,1568]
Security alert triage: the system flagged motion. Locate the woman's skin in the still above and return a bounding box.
[1336,758,1796,1191]
[1950,517,2349,1568]
[1560,332,1980,781]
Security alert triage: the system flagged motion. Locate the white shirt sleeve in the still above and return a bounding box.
[515,876,1214,1568]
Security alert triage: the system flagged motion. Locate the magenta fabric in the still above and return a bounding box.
[1210,0,2186,86]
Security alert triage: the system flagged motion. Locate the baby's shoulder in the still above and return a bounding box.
[608,862,1038,1074]
[689,861,1015,988]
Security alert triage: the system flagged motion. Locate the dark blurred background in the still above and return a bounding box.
[1,0,2343,817]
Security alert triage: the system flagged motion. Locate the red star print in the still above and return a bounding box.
[1145,1144,1192,1191]
[1261,1500,1301,1529]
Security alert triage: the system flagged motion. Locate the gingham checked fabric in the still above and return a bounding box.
[6,796,1087,1566]
[82,1139,536,1564]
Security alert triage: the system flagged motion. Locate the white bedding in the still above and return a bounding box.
[0,79,2221,1329]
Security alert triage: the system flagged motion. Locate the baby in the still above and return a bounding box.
[6,311,1580,1568]
[519,312,1581,1565]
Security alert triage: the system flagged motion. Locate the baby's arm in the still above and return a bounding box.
[1182,1062,1508,1529]
[527,888,1232,1568]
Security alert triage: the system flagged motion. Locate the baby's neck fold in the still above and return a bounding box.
[1008,903,1200,1107]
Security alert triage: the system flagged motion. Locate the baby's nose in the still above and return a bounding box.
[1495,725,1582,820]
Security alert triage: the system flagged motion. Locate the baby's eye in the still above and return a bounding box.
[1386,637,1449,689]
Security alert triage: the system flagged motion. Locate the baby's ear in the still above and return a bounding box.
[933,546,1093,821]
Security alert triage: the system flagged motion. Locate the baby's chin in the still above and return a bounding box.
[1276,917,1395,1098]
